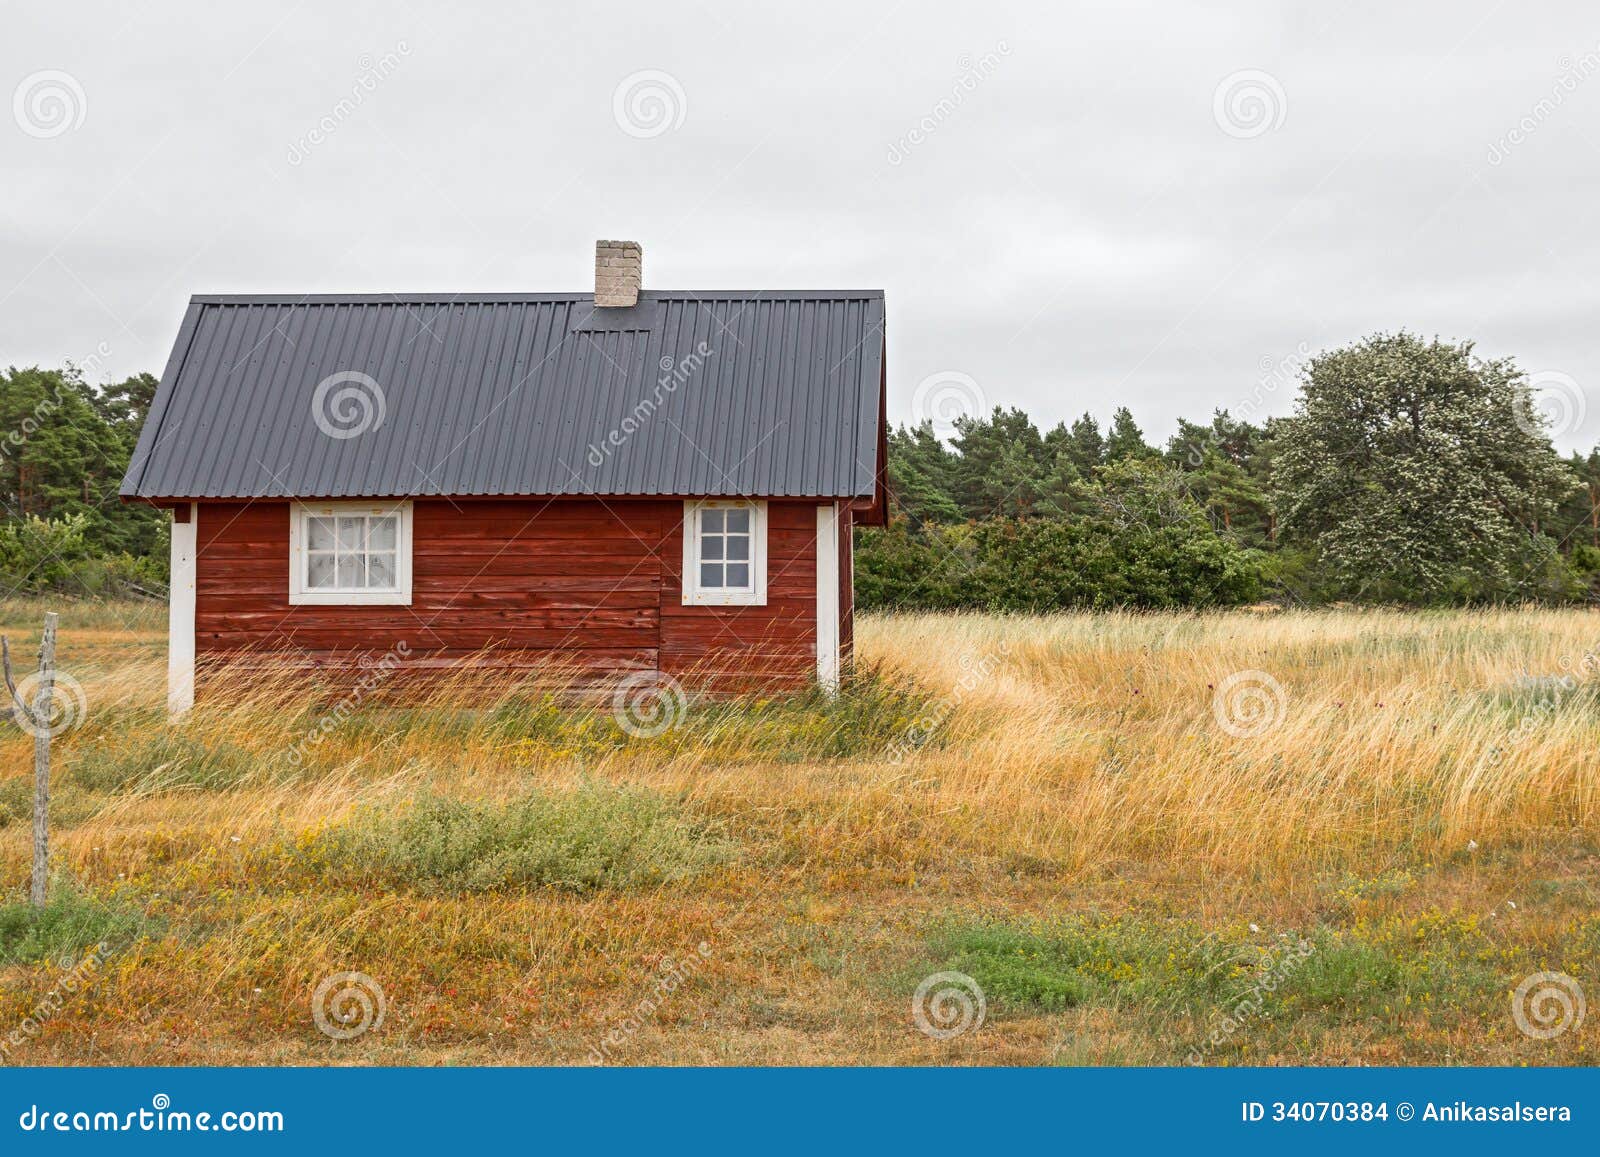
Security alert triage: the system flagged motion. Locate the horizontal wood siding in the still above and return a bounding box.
[195,499,665,673]
[660,500,818,690]
[193,497,828,692]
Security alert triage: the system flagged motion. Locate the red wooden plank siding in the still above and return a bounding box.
[192,497,830,692]
[659,501,819,691]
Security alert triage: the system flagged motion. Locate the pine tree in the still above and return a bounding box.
[887,422,963,525]
[0,366,166,559]
[1064,412,1105,474]
[1105,406,1153,462]
[950,407,1047,518]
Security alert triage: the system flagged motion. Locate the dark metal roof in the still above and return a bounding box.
[120,290,886,501]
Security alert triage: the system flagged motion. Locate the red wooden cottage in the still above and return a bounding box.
[120,242,887,713]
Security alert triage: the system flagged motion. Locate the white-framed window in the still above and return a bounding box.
[682,499,767,606]
[289,501,413,606]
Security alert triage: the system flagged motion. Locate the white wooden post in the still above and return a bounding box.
[168,503,197,717]
[815,503,840,694]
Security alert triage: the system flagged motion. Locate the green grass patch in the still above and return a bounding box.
[1474,675,1600,720]
[283,668,940,768]
[313,781,737,893]
[926,917,1251,1014]
[0,882,151,966]
[0,775,100,829]
[922,909,1525,1058]
[690,668,945,761]
[0,595,163,635]
[71,731,261,794]
[488,667,941,762]
[1286,939,1406,1006]
[0,776,31,828]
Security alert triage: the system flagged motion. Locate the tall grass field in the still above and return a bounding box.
[0,598,1595,1065]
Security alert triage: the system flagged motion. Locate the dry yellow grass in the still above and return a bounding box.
[0,600,1596,1066]
[869,606,1600,869]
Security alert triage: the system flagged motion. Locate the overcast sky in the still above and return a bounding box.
[5,1,1599,451]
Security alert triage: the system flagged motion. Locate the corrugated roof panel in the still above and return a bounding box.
[121,291,885,501]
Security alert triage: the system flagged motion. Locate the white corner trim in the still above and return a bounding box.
[288,500,413,606]
[681,499,768,607]
[815,502,840,693]
[168,503,197,719]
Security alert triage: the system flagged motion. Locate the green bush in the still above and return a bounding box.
[853,522,979,611]
[0,514,94,593]
[316,782,736,893]
[0,514,166,597]
[857,511,1262,613]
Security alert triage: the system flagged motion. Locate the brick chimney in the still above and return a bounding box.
[594,240,642,307]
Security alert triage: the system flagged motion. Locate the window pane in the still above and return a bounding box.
[336,517,363,551]
[726,563,750,588]
[701,535,724,561]
[307,517,336,551]
[368,553,396,589]
[701,508,724,533]
[725,507,750,534]
[307,554,337,588]
[368,516,397,551]
[699,561,723,588]
[337,553,365,588]
[725,535,749,561]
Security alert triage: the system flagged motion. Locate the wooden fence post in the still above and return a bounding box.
[3,612,57,909]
